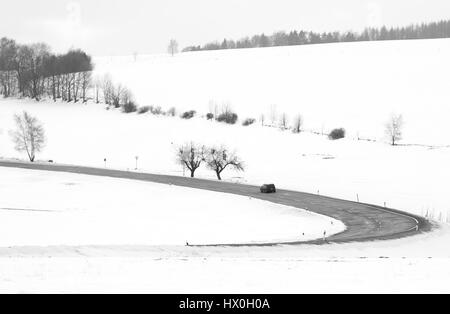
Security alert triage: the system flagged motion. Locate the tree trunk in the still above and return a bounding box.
[190,170,195,178]
[52,76,56,101]
[216,171,222,181]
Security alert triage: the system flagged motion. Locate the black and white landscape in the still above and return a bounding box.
[0,0,449,294]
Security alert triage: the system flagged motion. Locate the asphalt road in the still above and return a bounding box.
[0,161,432,246]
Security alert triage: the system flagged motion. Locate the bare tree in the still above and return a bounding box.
[270,104,278,126]
[260,114,265,126]
[293,115,303,133]
[81,71,92,103]
[120,87,133,106]
[0,37,18,98]
[10,111,46,162]
[93,76,102,104]
[168,39,179,57]
[221,102,233,115]
[206,146,244,181]
[102,74,114,106]
[111,84,126,108]
[176,143,206,178]
[385,114,404,146]
[280,113,289,130]
[208,100,219,118]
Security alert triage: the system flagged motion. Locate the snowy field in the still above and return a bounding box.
[95,38,450,146]
[0,166,449,293]
[1,207,450,293]
[0,167,343,246]
[1,38,450,293]
[0,97,449,221]
[1,257,450,294]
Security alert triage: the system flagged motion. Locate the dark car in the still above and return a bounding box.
[260,184,276,194]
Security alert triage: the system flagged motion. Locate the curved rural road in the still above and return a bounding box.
[0,161,431,246]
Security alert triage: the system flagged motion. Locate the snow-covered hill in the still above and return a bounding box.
[0,97,449,221]
[1,39,450,294]
[95,38,450,146]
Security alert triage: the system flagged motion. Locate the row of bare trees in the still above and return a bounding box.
[0,37,93,102]
[6,111,404,168]
[208,101,404,145]
[96,74,136,112]
[258,110,304,133]
[176,143,244,180]
[261,104,404,145]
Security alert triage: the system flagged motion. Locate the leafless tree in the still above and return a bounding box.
[176,143,206,178]
[168,39,179,57]
[280,113,289,130]
[120,87,133,106]
[270,104,278,126]
[10,111,46,162]
[73,72,82,103]
[293,115,303,133]
[221,102,233,115]
[110,83,126,108]
[385,114,404,146]
[102,74,114,106]
[0,37,18,98]
[93,76,102,104]
[206,146,244,181]
[208,100,219,118]
[80,71,92,103]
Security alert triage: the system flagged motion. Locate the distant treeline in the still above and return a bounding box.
[183,20,450,52]
[0,37,93,102]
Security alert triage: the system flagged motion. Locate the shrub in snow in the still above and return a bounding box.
[150,106,163,115]
[279,113,289,130]
[167,107,177,117]
[292,115,303,134]
[217,112,238,125]
[242,118,256,127]
[181,111,196,119]
[206,113,215,120]
[138,106,151,114]
[328,128,346,140]
[122,101,138,113]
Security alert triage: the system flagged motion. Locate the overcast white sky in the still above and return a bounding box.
[1,0,449,56]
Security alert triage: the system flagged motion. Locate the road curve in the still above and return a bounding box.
[0,161,432,246]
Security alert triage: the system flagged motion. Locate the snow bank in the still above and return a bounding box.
[0,167,344,246]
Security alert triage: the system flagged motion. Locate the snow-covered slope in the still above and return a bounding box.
[1,39,450,294]
[0,98,449,222]
[0,167,344,246]
[95,38,450,146]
